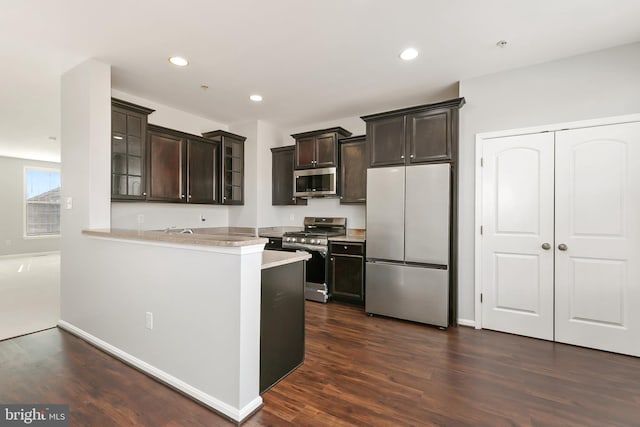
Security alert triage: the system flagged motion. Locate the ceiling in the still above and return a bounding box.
[2,0,640,162]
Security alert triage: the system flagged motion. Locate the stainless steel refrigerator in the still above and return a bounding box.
[365,163,450,327]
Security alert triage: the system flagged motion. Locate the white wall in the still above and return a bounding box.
[257,115,367,229]
[110,90,230,229]
[0,156,61,256]
[458,42,640,322]
[62,61,262,421]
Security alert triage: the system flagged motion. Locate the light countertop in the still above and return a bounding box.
[261,250,311,270]
[82,228,268,247]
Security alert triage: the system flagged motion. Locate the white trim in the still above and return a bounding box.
[473,112,640,332]
[477,113,640,140]
[457,318,476,328]
[84,234,266,255]
[0,250,60,260]
[23,165,61,239]
[57,320,263,422]
[474,134,484,330]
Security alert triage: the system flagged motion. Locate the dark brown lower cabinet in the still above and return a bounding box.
[260,260,305,393]
[329,241,365,305]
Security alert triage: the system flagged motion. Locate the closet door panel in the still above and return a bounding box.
[555,121,640,357]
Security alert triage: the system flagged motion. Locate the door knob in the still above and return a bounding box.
[558,243,568,251]
[541,243,551,250]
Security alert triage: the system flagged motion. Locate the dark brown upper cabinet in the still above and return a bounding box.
[338,135,366,204]
[147,125,220,204]
[291,127,352,169]
[147,125,186,202]
[187,138,219,204]
[202,130,246,205]
[361,98,465,167]
[271,146,307,206]
[111,98,154,201]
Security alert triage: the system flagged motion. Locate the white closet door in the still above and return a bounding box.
[555,122,640,356]
[481,132,555,340]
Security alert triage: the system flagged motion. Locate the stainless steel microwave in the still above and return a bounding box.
[294,167,337,198]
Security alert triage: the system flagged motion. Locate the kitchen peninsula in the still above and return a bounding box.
[59,227,308,423]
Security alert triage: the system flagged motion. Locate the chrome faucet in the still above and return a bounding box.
[180,228,194,234]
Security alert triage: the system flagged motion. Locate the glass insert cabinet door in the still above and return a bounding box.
[202,129,246,205]
[111,98,154,200]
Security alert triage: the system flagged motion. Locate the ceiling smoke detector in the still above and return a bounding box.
[496,40,508,48]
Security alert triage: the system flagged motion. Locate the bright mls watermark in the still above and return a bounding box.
[0,405,68,426]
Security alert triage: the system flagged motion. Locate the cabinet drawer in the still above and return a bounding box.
[330,242,364,256]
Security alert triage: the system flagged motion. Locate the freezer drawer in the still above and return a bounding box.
[365,261,448,327]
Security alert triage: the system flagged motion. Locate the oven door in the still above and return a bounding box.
[294,167,337,198]
[303,249,329,303]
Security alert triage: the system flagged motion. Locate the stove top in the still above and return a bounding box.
[283,230,345,238]
[281,216,347,251]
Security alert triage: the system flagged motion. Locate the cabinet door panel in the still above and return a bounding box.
[187,139,218,204]
[295,137,315,168]
[222,139,244,204]
[272,146,307,205]
[408,109,450,163]
[339,138,366,204]
[148,131,184,202]
[331,255,363,301]
[315,134,337,167]
[368,116,405,167]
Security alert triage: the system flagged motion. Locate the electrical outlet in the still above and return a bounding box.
[145,312,153,330]
[64,197,73,210]
[137,214,144,224]
[289,214,294,221]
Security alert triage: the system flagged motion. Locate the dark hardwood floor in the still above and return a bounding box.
[1,303,639,426]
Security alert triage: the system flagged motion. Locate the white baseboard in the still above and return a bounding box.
[0,250,60,260]
[457,318,476,328]
[57,320,262,422]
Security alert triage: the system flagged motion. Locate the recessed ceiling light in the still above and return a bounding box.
[400,48,419,61]
[249,94,263,102]
[168,56,189,67]
[496,40,508,48]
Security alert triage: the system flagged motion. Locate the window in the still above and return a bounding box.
[25,168,61,237]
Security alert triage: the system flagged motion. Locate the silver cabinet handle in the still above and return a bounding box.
[400,155,405,159]
[142,192,147,196]
[410,154,414,158]
[558,243,568,251]
[541,243,551,250]
[344,246,348,249]
[180,194,184,199]
[188,194,192,199]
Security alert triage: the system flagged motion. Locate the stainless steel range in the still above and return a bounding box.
[282,217,347,303]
